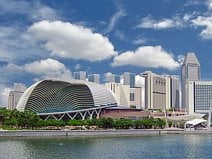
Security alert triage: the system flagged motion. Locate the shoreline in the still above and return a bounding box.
[1,129,212,137]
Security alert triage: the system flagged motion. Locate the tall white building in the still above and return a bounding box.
[187,81,212,115]
[123,72,135,88]
[105,73,120,83]
[74,71,86,81]
[142,71,167,110]
[88,74,100,84]
[181,53,200,109]
[8,83,26,110]
[165,75,180,109]
[142,71,180,110]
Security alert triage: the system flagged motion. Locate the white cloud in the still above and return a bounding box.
[0,0,59,21]
[207,0,212,10]
[192,16,212,39]
[137,16,185,29]
[112,46,180,70]
[0,26,48,63]
[24,58,72,80]
[104,2,126,34]
[28,20,117,61]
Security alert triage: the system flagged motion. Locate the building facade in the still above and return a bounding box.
[74,71,86,81]
[105,82,130,107]
[181,53,200,109]
[130,87,142,109]
[187,81,212,115]
[142,71,179,111]
[123,72,135,88]
[105,73,120,83]
[8,83,26,110]
[88,74,100,84]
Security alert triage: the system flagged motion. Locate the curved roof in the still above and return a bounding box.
[17,79,117,113]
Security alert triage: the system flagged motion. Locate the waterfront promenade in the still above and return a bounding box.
[1,129,212,137]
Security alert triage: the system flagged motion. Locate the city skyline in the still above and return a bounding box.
[0,0,212,106]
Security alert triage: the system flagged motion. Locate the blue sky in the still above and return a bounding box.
[0,0,212,106]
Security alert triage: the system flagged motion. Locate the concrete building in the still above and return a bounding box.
[186,81,212,115]
[181,53,200,109]
[105,73,120,83]
[123,72,135,88]
[88,74,100,84]
[130,87,142,109]
[164,75,180,109]
[74,71,86,81]
[8,83,26,110]
[105,82,130,107]
[142,71,167,110]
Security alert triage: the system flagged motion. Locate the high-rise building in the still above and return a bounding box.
[123,72,135,88]
[187,81,212,114]
[105,73,120,83]
[74,71,86,81]
[169,76,180,109]
[8,83,26,110]
[181,53,200,109]
[88,74,100,84]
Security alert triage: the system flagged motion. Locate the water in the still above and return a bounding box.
[0,135,212,159]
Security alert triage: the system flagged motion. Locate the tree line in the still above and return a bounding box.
[0,108,166,130]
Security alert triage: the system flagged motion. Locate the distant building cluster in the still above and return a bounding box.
[8,83,26,110]
[7,52,212,121]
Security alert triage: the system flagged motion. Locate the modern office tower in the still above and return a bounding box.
[105,83,130,107]
[123,72,135,88]
[142,71,167,110]
[181,53,200,110]
[88,74,100,84]
[129,87,142,109]
[169,76,180,109]
[74,71,86,80]
[8,83,26,110]
[187,81,212,115]
[105,73,120,83]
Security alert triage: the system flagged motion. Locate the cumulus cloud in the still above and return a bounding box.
[192,16,212,39]
[112,46,180,70]
[0,26,48,63]
[28,20,117,61]
[207,0,212,10]
[137,16,185,29]
[24,59,72,80]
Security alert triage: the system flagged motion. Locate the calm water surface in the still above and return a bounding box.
[0,135,211,159]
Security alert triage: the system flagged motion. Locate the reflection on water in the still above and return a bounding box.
[0,135,212,159]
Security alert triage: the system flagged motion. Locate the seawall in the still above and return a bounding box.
[0,129,212,137]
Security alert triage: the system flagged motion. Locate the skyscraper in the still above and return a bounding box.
[88,74,100,84]
[123,72,135,88]
[142,71,167,110]
[169,76,180,109]
[181,52,200,109]
[8,83,26,110]
[105,73,120,83]
[74,71,86,81]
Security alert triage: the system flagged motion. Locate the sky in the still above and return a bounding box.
[0,0,212,106]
